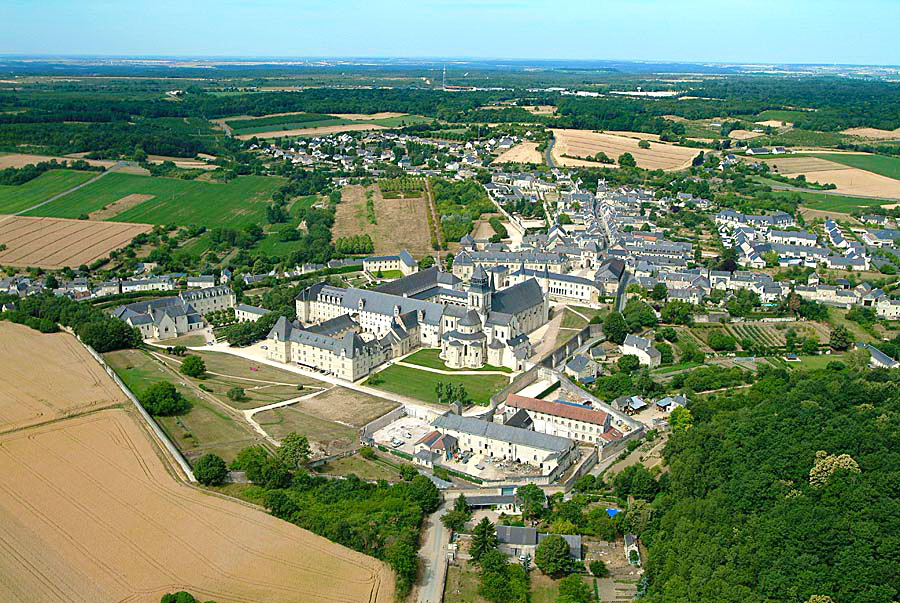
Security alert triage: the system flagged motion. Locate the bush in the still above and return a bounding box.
[194,453,228,486]
[707,331,737,351]
[359,446,377,460]
[226,386,247,402]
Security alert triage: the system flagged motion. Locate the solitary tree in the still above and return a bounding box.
[618,153,637,168]
[140,381,190,416]
[516,483,546,522]
[829,325,852,351]
[180,355,206,378]
[617,354,641,373]
[194,453,228,486]
[603,312,628,345]
[227,387,247,402]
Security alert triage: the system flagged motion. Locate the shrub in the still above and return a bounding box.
[180,355,206,378]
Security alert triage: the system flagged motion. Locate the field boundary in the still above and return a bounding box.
[81,341,197,482]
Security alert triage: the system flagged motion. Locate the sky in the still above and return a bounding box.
[3,0,899,65]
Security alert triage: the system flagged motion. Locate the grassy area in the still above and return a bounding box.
[160,333,207,347]
[754,110,814,123]
[789,191,887,213]
[829,307,877,343]
[810,153,900,181]
[531,574,561,603]
[371,269,405,279]
[229,114,433,135]
[316,453,402,482]
[253,405,358,454]
[402,348,512,373]
[25,172,285,226]
[561,309,589,330]
[103,349,264,463]
[792,354,845,369]
[444,563,485,603]
[367,364,508,406]
[652,361,703,375]
[0,170,95,213]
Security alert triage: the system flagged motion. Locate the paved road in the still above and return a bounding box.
[12,162,127,217]
[544,134,556,168]
[614,271,633,312]
[417,502,449,603]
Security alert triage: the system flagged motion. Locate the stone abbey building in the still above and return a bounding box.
[265,265,548,380]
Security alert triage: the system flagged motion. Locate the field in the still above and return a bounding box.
[0,323,125,434]
[23,172,285,226]
[367,364,509,406]
[232,113,432,139]
[332,184,433,256]
[0,169,96,214]
[723,321,831,349]
[493,142,543,164]
[0,152,116,169]
[841,127,900,140]
[792,191,888,213]
[0,215,151,269]
[550,129,697,170]
[762,155,900,199]
[809,153,900,181]
[0,411,394,603]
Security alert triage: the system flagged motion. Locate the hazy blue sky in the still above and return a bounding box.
[3,0,898,65]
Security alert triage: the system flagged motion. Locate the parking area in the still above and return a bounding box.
[371,416,432,455]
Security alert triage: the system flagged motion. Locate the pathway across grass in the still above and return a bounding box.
[0,170,95,214]
[366,364,508,406]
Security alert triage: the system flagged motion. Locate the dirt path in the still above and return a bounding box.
[425,178,444,249]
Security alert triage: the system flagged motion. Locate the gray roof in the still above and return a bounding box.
[496,525,537,546]
[491,279,544,315]
[433,413,571,453]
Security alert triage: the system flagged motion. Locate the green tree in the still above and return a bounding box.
[618,153,637,168]
[829,325,852,351]
[650,282,668,301]
[194,453,228,486]
[276,432,311,469]
[516,483,546,522]
[140,381,190,416]
[535,534,575,577]
[226,386,247,402]
[557,574,592,603]
[589,559,609,577]
[180,355,206,378]
[618,354,641,373]
[471,517,498,561]
[603,311,628,345]
[669,406,693,432]
[638,139,651,150]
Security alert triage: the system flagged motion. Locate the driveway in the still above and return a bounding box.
[417,502,449,603]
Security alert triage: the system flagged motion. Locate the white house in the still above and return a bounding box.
[621,334,661,368]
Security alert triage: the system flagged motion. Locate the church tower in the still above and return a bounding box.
[467,265,492,315]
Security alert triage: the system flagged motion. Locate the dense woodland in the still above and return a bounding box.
[641,366,900,603]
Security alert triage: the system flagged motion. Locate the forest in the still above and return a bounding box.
[641,365,899,603]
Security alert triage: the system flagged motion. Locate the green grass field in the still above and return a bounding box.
[0,170,95,214]
[25,172,285,226]
[754,110,813,123]
[810,153,900,181]
[230,114,433,135]
[402,348,512,373]
[367,364,508,406]
[790,191,887,212]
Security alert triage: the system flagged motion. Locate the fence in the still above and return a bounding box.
[81,343,196,482]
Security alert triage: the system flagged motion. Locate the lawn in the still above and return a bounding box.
[367,364,509,406]
[371,269,405,279]
[103,349,265,463]
[793,354,845,369]
[754,110,813,123]
[810,153,900,181]
[253,405,359,454]
[402,348,512,373]
[0,170,95,214]
[444,563,485,603]
[24,172,285,226]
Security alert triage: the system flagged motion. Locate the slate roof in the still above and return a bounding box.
[491,279,544,315]
[433,413,572,453]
